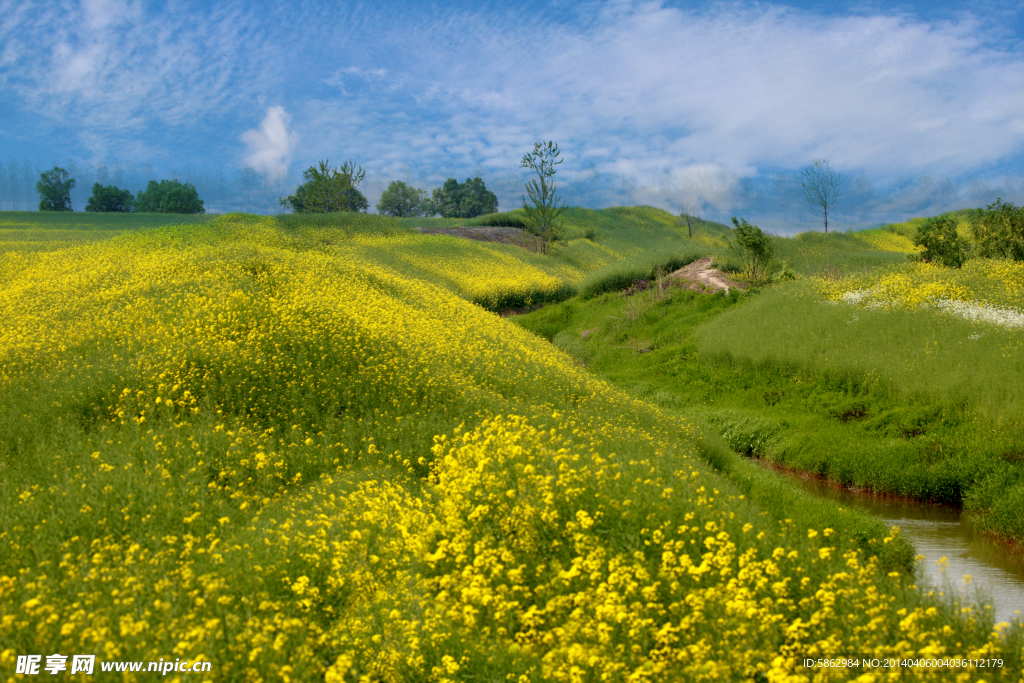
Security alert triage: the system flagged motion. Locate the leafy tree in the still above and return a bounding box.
[280,160,368,213]
[135,179,205,214]
[86,183,134,212]
[520,141,567,254]
[911,215,968,268]
[36,166,75,211]
[377,180,429,217]
[971,198,1024,261]
[731,217,776,280]
[800,158,843,233]
[428,177,498,219]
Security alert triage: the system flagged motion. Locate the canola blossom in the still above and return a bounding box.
[0,216,1022,681]
[819,259,1024,328]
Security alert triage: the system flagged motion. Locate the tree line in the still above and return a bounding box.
[279,144,567,252]
[279,159,502,220]
[36,166,205,214]
[29,141,571,252]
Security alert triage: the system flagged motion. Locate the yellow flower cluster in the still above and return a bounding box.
[0,216,1020,681]
[855,229,920,254]
[818,259,1024,313]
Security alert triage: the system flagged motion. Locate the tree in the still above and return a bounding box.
[135,179,205,214]
[428,177,498,219]
[36,166,75,211]
[520,141,567,254]
[971,198,1024,261]
[677,199,697,238]
[800,158,843,233]
[911,215,968,268]
[731,217,776,280]
[279,160,368,213]
[377,180,429,217]
[86,183,134,212]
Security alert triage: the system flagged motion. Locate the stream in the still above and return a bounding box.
[780,470,1024,626]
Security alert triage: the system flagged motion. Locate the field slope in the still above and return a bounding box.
[0,211,1021,681]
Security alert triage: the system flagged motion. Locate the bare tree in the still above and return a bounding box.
[677,199,697,238]
[800,158,843,232]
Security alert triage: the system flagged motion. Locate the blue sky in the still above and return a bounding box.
[2,0,1023,221]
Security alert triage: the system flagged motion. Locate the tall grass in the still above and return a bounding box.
[696,280,1024,418]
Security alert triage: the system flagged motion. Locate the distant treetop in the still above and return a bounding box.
[36,166,75,212]
[135,179,205,214]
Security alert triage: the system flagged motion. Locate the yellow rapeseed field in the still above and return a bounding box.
[0,216,1021,681]
[819,259,1024,309]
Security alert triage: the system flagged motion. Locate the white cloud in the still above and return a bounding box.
[241,106,296,175]
[292,2,1024,190]
[3,0,1024,214]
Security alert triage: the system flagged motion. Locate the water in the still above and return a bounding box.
[781,471,1024,626]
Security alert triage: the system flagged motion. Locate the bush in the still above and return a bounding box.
[36,166,75,212]
[465,211,527,228]
[85,183,134,212]
[971,198,1024,261]
[730,217,776,280]
[911,215,968,268]
[135,180,205,214]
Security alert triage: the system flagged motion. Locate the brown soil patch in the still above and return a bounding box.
[413,226,541,251]
[669,256,743,294]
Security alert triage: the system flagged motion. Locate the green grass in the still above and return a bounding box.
[0,210,218,230]
[3,209,1023,675]
[512,278,1024,543]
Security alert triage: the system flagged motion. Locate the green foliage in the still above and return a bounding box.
[36,166,75,212]
[280,160,368,214]
[971,198,1024,261]
[85,183,134,213]
[521,141,568,254]
[730,217,776,280]
[427,177,498,219]
[376,180,429,217]
[465,211,528,228]
[134,179,205,214]
[911,215,968,267]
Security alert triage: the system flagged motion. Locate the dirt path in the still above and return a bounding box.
[669,256,742,294]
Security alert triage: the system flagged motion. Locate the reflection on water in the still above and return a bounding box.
[783,472,1024,626]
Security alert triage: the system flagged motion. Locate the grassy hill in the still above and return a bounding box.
[0,209,1021,680]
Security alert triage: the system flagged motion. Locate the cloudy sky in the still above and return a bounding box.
[2,0,1023,220]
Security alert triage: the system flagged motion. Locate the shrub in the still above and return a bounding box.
[730,217,776,280]
[911,215,968,268]
[465,211,527,228]
[971,198,1024,261]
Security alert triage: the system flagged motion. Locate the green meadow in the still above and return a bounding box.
[2,208,1023,680]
